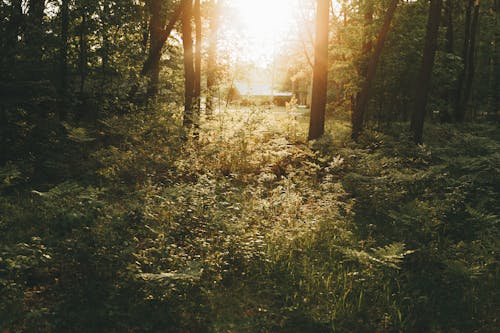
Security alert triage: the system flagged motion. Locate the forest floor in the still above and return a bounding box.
[1,105,498,332]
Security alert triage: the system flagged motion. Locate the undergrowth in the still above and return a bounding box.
[0,106,498,332]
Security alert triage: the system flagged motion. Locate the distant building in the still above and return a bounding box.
[233,81,293,106]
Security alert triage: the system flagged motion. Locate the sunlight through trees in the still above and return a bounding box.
[0,0,498,331]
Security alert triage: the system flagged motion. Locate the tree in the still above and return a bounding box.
[455,0,480,122]
[99,2,111,92]
[182,0,196,128]
[307,0,329,141]
[206,0,219,115]
[351,0,399,141]
[77,5,88,96]
[439,0,454,122]
[59,0,70,120]
[194,0,202,115]
[132,0,189,98]
[2,0,23,66]
[411,0,443,144]
[26,0,46,73]
[144,0,168,96]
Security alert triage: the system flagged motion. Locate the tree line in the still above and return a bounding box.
[306,0,496,143]
[0,0,497,162]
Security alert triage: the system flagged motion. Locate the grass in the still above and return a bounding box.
[1,104,498,332]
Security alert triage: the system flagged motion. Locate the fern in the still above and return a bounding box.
[342,243,413,270]
[371,242,414,269]
[63,122,96,143]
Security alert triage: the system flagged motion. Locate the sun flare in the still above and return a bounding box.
[229,0,297,66]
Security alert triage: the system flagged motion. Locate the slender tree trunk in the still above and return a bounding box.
[455,0,474,122]
[26,0,45,72]
[101,36,109,91]
[182,0,196,128]
[79,14,88,95]
[351,0,399,140]
[59,0,70,120]
[206,0,218,116]
[444,0,454,52]
[440,0,454,122]
[482,0,496,117]
[308,0,329,141]
[411,0,442,144]
[101,3,111,92]
[194,0,201,116]
[460,0,480,121]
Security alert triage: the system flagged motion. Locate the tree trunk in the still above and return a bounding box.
[79,13,88,95]
[307,0,329,141]
[459,0,480,121]
[145,0,167,96]
[101,3,111,92]
[130,0,188,99]
[182,0,196,128]
[352,0,374,135]
[411,0,442,144]
[444,0,454,52]
[206,0,218,116]
[59,0,70,120]
[351,0,399,140]
[362,1,375,57]
[440,0,454,122]
[26,0,45,71]
[454,0,475,122]
[194,0,201,117]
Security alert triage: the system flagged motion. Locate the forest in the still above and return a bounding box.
[0,0,498,332]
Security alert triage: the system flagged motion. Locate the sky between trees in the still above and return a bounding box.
[229,0,296,66]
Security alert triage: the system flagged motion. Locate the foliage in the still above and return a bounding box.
[1,102,498,331]
[0,0,498,331]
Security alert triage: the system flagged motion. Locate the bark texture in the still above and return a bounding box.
[308,0,329,141]
[130,0,189,98]
[411,0,443,144]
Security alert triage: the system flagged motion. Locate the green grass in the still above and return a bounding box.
[1,106,498,332]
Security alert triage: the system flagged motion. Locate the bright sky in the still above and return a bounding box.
[229,0,298,66]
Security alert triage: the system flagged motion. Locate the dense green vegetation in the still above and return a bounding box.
[1,109,498,331]
[1,0,499,332]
